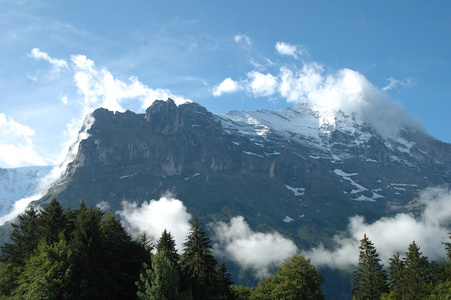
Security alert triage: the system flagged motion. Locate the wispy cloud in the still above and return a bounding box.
[275,42,308,59]
[28,48,68,75]
[382,76,417,91]
[234,33,251,45]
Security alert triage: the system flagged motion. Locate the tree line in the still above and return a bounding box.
[351,233,451,299]
[0,199,325,300]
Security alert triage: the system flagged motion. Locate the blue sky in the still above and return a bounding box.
[0,0,450,168]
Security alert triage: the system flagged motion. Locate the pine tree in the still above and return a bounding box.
[136,252,191,300]
[100,213,150,299]
[0,207,40,296]
[14,235,74,299]
[401,241,431,300]
[387,253,404,299]
[217,260,236,300]
[352,234,388,300]
[38,198,68,244]
[156,229,179,267]
[253,253,324,300]
[69,204,106,299]
[180,215,219,300]
[443,232,451,278]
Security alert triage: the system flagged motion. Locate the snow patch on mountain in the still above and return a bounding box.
[0,166,53,217]
[285,185,305,197]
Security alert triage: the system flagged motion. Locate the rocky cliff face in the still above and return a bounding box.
[40,99,451,245]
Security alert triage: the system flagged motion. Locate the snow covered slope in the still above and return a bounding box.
[0,166,53,217]
[216,102,434,163]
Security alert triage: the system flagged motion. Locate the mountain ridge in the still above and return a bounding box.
[38,99,450,228]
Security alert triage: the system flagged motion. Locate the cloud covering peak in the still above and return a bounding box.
[213,42,424,138]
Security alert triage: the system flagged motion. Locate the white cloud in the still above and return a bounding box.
[0,113,47,168]
[213,50,424,138]
[71,54,191,114]
[213,78,240,97]
[61,95,68,105]
[275,42,307,58]
[28,48,68,74]
[304,186,451,269]
[247,71,278,97]
[117,195,192,252]
[210,216,298,278]
[234,34,251,45]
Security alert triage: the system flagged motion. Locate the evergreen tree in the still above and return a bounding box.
[38,198,69,244]
[156,229,179,267]
[69,204,106,299]
[352,234,388,300]
[443,232,451,278]
[14,236,74,299]
[387,253,404,299]
[136,252,192,300]
[100,213,150,299]
[401,241,431,300]
[253,253,324,300]
[180,216,219,300]
[231,285,253,300]
[0,207,40,296]
[217,260,236,300]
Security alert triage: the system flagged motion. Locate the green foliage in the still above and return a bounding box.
[253,253,324,300]
[352,234,388,300]
[180,216,220,300]
[231,285,253,300]
[15,236,73,299]
[136,252,191,300]
[402,241,431,300]
[156,229,179,267]
[0,200,148,299]
[387,241,433,300]
[217,260,236,300]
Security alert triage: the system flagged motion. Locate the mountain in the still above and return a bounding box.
[37,99,450,244]
[0,166,53,217]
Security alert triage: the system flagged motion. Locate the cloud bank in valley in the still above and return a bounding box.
[117,195,192,252]
[116,196,298,277]
[303,186,451,269]
[213,42,424,138]
[109,187,450,276]
[210,216,298,278]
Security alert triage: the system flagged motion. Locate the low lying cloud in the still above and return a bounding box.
[117,195,192,252]
[210,216,298,278]
[304,186,451,269]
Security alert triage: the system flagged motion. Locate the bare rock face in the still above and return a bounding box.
[41,99,450,239]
